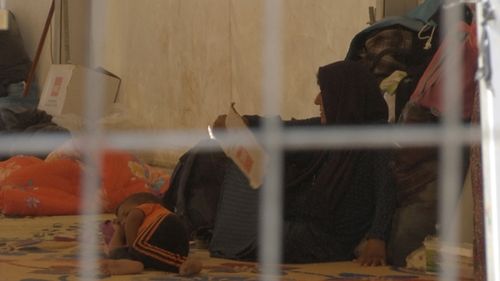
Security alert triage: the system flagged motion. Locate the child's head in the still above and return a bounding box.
[115,192,162,223]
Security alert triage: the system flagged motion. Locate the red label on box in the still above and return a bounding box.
[236,146,254,173]
[50,77,64,97]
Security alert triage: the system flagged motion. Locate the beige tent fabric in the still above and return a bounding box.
[87,0,376,166]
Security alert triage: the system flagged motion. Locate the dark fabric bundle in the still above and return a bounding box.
[0,12,32,96]
[0,107,70,160]
[0,107,64,133]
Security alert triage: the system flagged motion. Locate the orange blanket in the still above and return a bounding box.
[0,150,170,216]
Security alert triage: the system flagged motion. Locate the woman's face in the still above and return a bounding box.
[314,92,327,124]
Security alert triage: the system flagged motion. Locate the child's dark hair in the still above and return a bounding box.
[115,192,162,215]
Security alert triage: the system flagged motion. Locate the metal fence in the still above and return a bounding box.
[2,0,499,280]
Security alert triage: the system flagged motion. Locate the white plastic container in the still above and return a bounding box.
[423,236,473,278]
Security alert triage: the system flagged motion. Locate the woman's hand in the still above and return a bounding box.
[355,238,387,266]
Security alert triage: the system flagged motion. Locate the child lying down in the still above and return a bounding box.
[100,192,202,277]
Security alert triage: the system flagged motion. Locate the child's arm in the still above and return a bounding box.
[124,208,145,246]
[108,220,126,253]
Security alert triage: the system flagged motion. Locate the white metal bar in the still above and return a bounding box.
[78,1,106,280]
[2,1,497,280]
[477,0,500,280]
[0,125,487,153]
[438,1,465,280]
[260,0,284,280]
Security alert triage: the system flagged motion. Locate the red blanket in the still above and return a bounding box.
[0,150,170,216]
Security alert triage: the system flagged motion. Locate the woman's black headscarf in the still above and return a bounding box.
[286,61,388,221]
[317,60,388,125]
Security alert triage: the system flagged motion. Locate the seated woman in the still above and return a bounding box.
[209,60,396,266]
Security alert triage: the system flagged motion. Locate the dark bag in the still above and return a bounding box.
[162,139,229,243]
[0,12,32,96]
[345,3,473,122]
[346,24,439,122]
[344,0,445,122]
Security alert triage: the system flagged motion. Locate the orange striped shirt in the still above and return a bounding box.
[132,203,186,268]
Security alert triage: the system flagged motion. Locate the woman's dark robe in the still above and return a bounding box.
[210,61,396,263]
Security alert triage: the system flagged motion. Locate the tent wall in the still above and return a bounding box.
[8,0,377,124]
[95,0,377,165]
[90,0,376,128]
[7,0,378,165]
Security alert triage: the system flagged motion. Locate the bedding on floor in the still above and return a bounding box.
[0,143,170,216]
[0,214,463,281]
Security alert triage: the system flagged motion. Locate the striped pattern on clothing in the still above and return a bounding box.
[132,213,186,268]
[129,203,189,272]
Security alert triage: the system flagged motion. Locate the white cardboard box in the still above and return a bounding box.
[38,64,120,117]
[219,103,268,189]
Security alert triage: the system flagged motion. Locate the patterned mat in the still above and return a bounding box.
[0,215,446,281]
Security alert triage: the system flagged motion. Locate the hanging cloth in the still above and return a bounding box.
[409,22,478,119]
